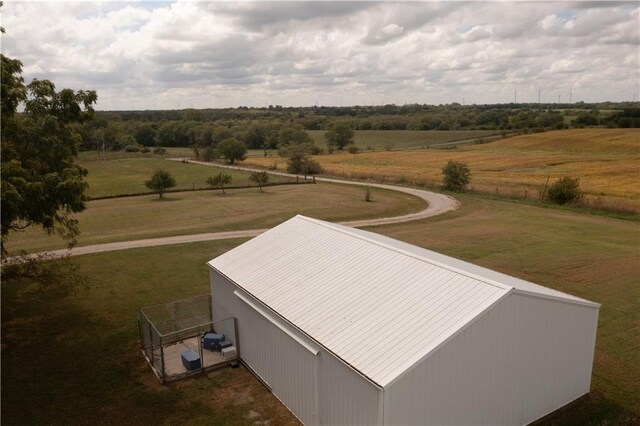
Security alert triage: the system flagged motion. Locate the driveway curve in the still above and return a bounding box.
[15,160,459,260]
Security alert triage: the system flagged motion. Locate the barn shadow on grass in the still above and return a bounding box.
[540,392,637,425]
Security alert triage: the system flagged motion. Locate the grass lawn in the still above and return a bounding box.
[6,183,426,253]
[79,157,293,198]
[247,129,640,213]
[2,195,638,424]
[1,239,299,425]
[308,129,500,151]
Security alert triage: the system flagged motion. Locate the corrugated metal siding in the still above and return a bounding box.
[318,349,382,425]
[209,215,509,386]
[211,270,318,424]
[385,293,599,425]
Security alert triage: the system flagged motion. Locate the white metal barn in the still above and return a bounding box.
[208,215,599,425]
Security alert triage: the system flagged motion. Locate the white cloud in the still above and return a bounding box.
[1,0,637,109]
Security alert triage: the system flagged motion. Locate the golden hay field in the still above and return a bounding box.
[247,129,640,212]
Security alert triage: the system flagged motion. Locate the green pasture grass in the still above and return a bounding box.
[6,183,425,253]
[80,157,292,198]
[308,130,500,151]
[2,195,637,424]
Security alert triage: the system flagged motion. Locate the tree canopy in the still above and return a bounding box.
[206,172,232,194]
[1,54,97,256]
[217,138,247,164]
[145,169,176,199]
[249,171,269,192]
[325,123,354,150]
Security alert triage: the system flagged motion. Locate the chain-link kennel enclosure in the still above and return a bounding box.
[139,294,238,383]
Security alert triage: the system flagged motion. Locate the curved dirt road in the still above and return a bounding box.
[18,161,458,259]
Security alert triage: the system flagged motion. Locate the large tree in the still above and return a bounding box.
[1,54,97,256]
[325,123,354,150]
[217,137,247,164]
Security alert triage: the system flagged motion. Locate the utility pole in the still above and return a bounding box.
[569,90,572,104]
[538,89,542,110]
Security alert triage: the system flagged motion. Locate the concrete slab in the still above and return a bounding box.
[163,336,226,378]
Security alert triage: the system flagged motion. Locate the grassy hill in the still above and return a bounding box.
[248,129,640,213]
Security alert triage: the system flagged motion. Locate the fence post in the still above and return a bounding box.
[313,176,316,184]
[296,176,299,183]
[160,336,166,383]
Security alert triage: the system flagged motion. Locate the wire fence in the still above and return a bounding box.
[139,294,237,383]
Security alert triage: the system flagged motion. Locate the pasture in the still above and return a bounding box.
[2,194,638,425]
[247,129,640,213]
[6,183,425,254]
[79,157,292,199]
[308,129,500,151]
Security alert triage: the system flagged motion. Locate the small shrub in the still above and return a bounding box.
[141,147,150,153]
[547,176,582,205]
[348,145,360,154]
[153,146,166,155]
[383,142,393,151]
[441,160,471,192]
[124,145,140,152]
[310,145,322,155]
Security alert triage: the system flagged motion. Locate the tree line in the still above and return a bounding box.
[73,103,639,153]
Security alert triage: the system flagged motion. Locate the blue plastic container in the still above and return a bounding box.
[202,333,225,350]
[181,349,201,371]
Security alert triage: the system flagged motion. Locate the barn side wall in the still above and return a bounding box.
[384,293,599,425]
[210,268,381,425]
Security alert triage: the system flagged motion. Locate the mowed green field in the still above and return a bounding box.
[2,195,638,424]
[308,129,500,150]
[79,156,292,198]
[6,183,425,253]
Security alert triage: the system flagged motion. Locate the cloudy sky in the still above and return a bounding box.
[2,1,638,110]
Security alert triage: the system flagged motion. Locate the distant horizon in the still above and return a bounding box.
[3,1,638,110]
[94,100,639,113]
